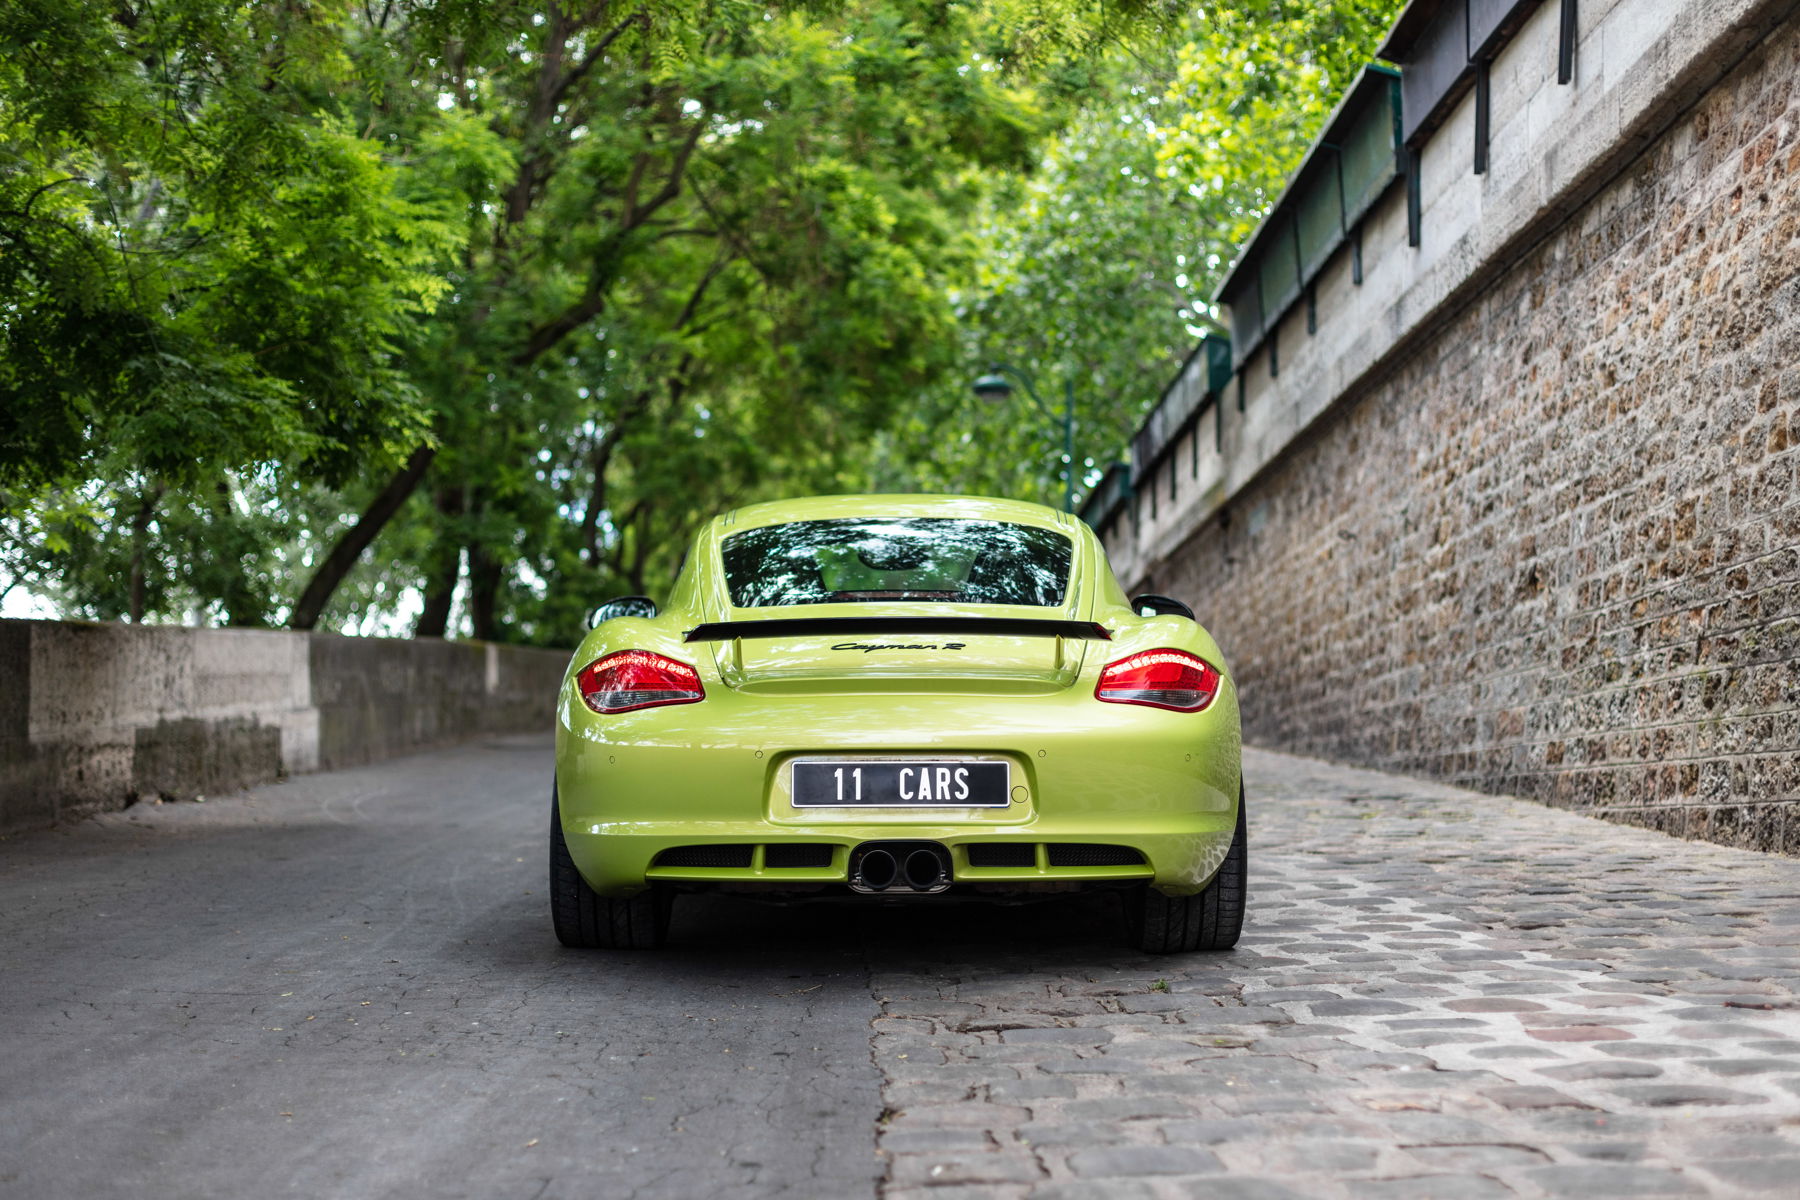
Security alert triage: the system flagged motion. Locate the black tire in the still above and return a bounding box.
[549,786,671,949]
[1127,782,1246,954]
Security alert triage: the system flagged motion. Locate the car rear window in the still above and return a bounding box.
[720,518,1073,608]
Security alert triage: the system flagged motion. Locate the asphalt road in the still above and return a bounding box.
[10,737,1800,1199]
[0,734,896,1200]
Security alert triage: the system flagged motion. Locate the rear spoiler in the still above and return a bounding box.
[683,617,1111,643]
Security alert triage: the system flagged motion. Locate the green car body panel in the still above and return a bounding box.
[553,494,1242,898]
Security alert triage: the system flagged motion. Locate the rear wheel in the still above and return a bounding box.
[1127,783,1245,953]
[549,786,672,949]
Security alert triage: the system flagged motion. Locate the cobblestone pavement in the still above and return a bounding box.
[870,747,1800,1200]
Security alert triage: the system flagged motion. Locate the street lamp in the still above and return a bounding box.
[970,363,1077,514]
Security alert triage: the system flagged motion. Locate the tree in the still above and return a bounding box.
[0,0,470,622]
[3,0,1404,642]
[868,0,1402,509]
[285,0,1105,637]
[0,0,455,491]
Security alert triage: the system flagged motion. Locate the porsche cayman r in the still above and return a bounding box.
[550,494,1244,953]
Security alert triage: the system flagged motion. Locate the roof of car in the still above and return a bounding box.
[716,493,1076,533]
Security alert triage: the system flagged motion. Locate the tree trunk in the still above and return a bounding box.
[126,485,161,624]
[414,486,466,638]
[626,507,654,596]
[290,445,435,630]
[213,477,264,627]
[414,548,462,638]
[579,388,660,565]
[466,541,503,642]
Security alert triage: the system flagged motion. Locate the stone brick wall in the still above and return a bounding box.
[1145,17,1800,850]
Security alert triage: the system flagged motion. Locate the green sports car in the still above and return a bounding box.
[550,494,1244,953]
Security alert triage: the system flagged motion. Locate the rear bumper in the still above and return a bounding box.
[555,682,1241,896]
[560,821,1236,894]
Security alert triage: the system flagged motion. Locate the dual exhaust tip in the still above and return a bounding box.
[851,842,951,894]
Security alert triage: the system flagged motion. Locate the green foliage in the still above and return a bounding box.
[1155,2,1402,272]
[299,0,1086,644]
[873,0,1401,508]
[3,0,1402,642]
[0,0,455,494]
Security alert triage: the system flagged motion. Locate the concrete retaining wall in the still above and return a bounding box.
[0,619,569,835]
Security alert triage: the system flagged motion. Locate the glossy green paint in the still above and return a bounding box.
[554,494,1242,897]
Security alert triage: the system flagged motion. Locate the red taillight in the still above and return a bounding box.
[576,650,705,714]
[1095,649,1221,712]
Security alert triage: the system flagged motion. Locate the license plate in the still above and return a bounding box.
[792,760,1009,808]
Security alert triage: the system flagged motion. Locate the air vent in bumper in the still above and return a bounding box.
[653,845,755,868]
[1047,844,1146,867]
[764,844,833,869]
[966,844,1037,867]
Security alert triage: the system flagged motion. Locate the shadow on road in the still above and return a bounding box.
[464,887,1144,984]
